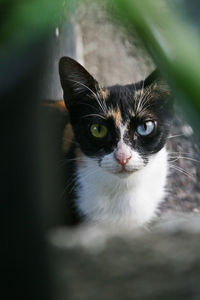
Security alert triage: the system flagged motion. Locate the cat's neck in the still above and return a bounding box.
[75,147,168,227]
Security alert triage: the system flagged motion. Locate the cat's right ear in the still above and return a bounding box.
[59,57,99,108]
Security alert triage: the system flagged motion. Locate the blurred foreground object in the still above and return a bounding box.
[113,0,200,130]
[49,214,200,300]
[0,1,65,299]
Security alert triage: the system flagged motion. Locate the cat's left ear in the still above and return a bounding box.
[143,69,174,117]
[59,56,100,108]
[144,69,171,94]
[144,69,173,112]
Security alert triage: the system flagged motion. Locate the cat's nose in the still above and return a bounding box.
[114,152,132,166]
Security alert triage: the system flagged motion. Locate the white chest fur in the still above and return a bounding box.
[75,147,168,228]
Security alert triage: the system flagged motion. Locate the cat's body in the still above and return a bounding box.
[57,57,173,227]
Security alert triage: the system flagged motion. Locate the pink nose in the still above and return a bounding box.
[115,152,131,166]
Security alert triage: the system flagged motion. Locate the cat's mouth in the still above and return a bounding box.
[115,166,139,176]
[119,167,131,173]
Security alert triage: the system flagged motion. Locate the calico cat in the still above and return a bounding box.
[58,56,173,227]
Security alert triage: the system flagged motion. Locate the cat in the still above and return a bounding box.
[57,56,173,227]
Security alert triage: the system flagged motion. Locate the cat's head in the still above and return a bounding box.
[59,57,173,176]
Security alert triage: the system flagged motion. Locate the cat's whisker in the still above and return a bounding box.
[62,154,100,166]
[168,151,198,156]
[60,176,76,199]
[142,91,155,108]
[168,149,200,163]
[67,180,78,195]
[136,100,152,116]
[72,79,108,114]
[66,157,87,162]
[58,156,89,167]
[168,156,200,163]
[141,75,145,94]
[140,95,149,110]
[78,168,100,181]
[69,79,97,98]
[137,75,148,112]
[133,82,137,94]
[138,101,152,114]
[168,157,180,163]
[169,163,195,179]
[167,134,185,139]
[135,81,143,114]
[135,83,153,115]
[82,114,106,120]
[93,93,107,114]
[96,89,108,113]
[69,79,107,114]
[136,91,144,115]
[62,138,77,145]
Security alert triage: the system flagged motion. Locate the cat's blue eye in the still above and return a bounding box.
[136,121,155,136]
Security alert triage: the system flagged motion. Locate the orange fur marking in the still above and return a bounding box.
[62,123,74,153]
[44,100,67,112]
[106,108,122,127]
[113,108,122,127]
[100,87,110,101]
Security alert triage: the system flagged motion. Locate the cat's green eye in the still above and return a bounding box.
[90,124,108,138]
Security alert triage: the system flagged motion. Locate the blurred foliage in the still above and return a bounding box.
[0,0,66,54]
[1,0,200,119]
[111,0,200,121]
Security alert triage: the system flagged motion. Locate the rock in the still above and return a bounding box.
[48,214,200,300]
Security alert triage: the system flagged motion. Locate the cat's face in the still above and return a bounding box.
[59,57,173,176]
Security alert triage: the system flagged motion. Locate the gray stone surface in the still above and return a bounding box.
[48,214,200,300]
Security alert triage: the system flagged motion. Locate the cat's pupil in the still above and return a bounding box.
[90,124,108,138]
[136,121,155,136]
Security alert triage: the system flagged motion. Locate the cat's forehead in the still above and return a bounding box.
[101,84,153,125]
[106,85,136,108]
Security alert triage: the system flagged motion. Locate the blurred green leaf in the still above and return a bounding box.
[113,0,200,117]
[0,0,66,52]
